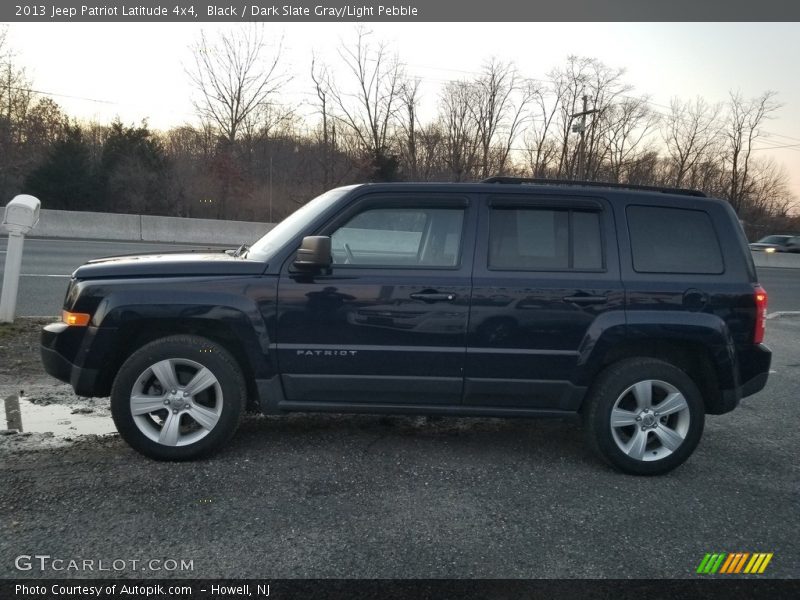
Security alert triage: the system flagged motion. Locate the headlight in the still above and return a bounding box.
[765,247,776,253]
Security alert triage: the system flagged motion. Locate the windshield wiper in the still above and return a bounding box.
[232,243,250,258]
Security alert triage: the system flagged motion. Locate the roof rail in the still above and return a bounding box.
[481,176,707,198]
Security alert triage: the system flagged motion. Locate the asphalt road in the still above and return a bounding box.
[0,237,230,316]
[1,237,799,316]
[759,267,800,312]
[1,318,798,579]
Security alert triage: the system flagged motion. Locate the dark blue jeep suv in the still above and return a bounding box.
[40,178,771,474]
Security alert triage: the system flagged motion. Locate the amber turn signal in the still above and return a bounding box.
[62,310,91,327]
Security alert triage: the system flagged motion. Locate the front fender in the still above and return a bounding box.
[76,277,277,386]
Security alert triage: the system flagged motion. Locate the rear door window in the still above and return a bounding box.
[488,207,603,271]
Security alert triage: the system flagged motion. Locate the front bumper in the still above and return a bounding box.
[40,322,102,397]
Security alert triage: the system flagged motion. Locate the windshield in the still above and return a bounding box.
[757,235,791,245]
[247,186,357,262]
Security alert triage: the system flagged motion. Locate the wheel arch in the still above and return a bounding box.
[574,311,738,415]
[578,337,727,415]
[91,313,269,410]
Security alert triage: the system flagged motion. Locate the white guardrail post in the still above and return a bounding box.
[0,195,41,323]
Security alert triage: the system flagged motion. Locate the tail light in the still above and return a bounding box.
[754,285,768,344]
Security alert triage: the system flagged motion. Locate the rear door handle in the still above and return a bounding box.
[410,292,456,302]
[563,295,607,305]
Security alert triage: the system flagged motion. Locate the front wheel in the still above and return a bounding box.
[111,335,246,461]
[582,358,705,475]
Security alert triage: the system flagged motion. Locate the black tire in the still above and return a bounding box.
[110,335,246,461]
[582,357,705,476]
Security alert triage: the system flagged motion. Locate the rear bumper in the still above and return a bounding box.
[718,343,771,414]
[739,371,769,398]
[40,322,102,397]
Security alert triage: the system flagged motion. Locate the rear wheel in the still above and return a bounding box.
[111,335,246,460]
[583,358,705,475]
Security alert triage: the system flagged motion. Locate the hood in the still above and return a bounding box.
[748,243,779,249]
[73,251,265,279]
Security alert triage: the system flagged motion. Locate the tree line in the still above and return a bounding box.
[0,26,797,239]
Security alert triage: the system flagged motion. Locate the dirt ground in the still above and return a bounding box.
[0,316,53,387]
[1,317,114,452]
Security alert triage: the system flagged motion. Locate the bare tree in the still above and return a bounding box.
[439,80,481,181]
[187,25,289,217]
[329,27,403,180]
[311,54,335,187]
[415,122,446,181]
[724,90,781,212]
[662,97,722,188]
[624,149,661,186]
[398,78,421,180]
[747,159,793,219]
[0,29,37,199]
[523,84,562,177]
[470,60,534,178]
[581,59,630,180]
[548,56,628,179]
[164,124,220,217]
[602,96,659,182]
[187,26,288,145]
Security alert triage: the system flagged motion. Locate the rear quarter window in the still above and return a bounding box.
[627,205,724,274]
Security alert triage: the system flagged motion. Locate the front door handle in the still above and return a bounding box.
[410,292,456,303]
[563,295,607,305]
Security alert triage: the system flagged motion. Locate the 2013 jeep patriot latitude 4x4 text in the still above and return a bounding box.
[40,178,771,474]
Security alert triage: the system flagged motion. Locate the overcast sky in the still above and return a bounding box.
[5,22,800,198]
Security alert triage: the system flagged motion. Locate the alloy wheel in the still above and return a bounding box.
[129,358,223,447]
[609,379,691,462]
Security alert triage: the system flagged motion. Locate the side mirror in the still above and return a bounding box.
[292,236,332,272]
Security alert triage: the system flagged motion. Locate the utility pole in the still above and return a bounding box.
[571,95,600,180]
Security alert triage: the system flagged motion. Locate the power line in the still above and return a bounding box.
[759,131,800,144]
[6,84,117,105]
[751,142,800,151]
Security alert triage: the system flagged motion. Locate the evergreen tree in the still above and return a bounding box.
[97,120,169,214]
[24,124,95,210]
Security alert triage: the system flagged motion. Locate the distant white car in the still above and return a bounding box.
[749,234,800,253]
